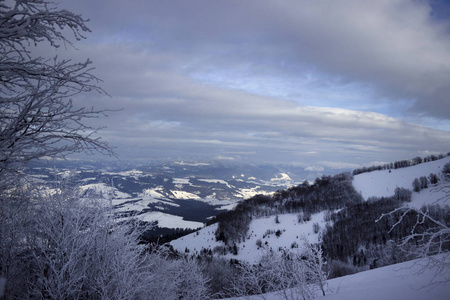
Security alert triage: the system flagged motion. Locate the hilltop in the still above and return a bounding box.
[353,156,450,200]
[170,155,450,263]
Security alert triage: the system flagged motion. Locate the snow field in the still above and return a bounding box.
[353,156,450,200]
[137,211,203,229]
[170,212,328,263]
[224,256,450,300]
[409,180,450,209]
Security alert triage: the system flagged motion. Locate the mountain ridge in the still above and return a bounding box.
[170,155,450,266]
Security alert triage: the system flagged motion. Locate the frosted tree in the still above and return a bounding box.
[380,166,450,287]
[0,177,38,297]
[23,186,148,299]
[300,236,327,296]
[0,2,211,299]
[229,237,327,300]
[377,204,450,287]
[11,183,209,300]
[0,0,112,177]
[0,1,113,296]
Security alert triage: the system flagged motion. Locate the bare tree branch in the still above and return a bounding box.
[0,0,114,176]
[377,203,450,288]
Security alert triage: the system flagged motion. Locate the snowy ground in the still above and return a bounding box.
[172,157,450,259]
[224,256,450,300]
[409,180,450,209]
[353,156,450,200]
[170,212,327,263]
[136,211,203,229]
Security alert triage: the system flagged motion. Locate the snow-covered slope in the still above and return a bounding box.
[409,180,450,209]
[172,156,450,262]
[224,256,450,300]
[134,211,203,229]
[353,156,450,200]
[170,212,328,263]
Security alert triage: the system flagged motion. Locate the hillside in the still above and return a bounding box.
[170,156,450,263]
[353,156,450,200]
[171,212,326,263]
[223,256,450,300]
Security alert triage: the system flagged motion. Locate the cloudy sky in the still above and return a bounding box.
[54,0,450,169]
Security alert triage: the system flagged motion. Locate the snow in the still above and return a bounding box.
[142,188,166,199]
[115,169,143,177]
[198,178,233,188]
[114,197,177,212]
[230,212,326,263]
[409,180,450,209]
[170,223,222,252]
[172,178,191,185]
[170,212,328,263]
[270,172,293,182]
[79,183,131,199]
[137,211,203,229]
[224,256,450,300]
[174,161,210,166]
[81,177,97,182]
[353,156,450,200]
[217,202,238,211]
[170,190,201,199]
[101,170,144,180]
[237,186,272,199]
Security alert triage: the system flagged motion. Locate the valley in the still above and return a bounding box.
[28,159,308,236]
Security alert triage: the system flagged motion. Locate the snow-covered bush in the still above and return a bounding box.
[443,162,450,177]
[1,181,210,299]
[328,260,359,279]
[378,204,450,287]
[229,237,327,300]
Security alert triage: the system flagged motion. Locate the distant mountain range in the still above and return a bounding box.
[28,159,313,236]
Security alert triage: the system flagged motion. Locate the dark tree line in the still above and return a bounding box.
[212,163,449,274]
[352,153,449,176]
[322,195,450,270]
[213,172,362,245]
[412,173,440,192]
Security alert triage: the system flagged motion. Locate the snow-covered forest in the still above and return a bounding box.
[1,1,449,299]
[0,1,207,298]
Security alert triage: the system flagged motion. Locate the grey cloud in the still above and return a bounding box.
[53,0,450,165]
[60,0,450,118]
[74,43,449,162]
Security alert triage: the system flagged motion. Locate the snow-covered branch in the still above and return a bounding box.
[0,0,114,176]
[229,237,327,300]
[376,204,450,287]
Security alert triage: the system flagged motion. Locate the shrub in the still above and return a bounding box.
[313,222,321,234]
[443,162,450,176]
[328,260,359,279]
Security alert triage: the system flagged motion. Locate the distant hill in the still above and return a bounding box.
[28,159,303,237]
[170,155,450,267]
[353,156,450,200]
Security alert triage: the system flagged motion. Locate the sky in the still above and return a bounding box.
[50,0,450,170]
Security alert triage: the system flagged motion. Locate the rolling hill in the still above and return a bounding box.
[170,155,450,262]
